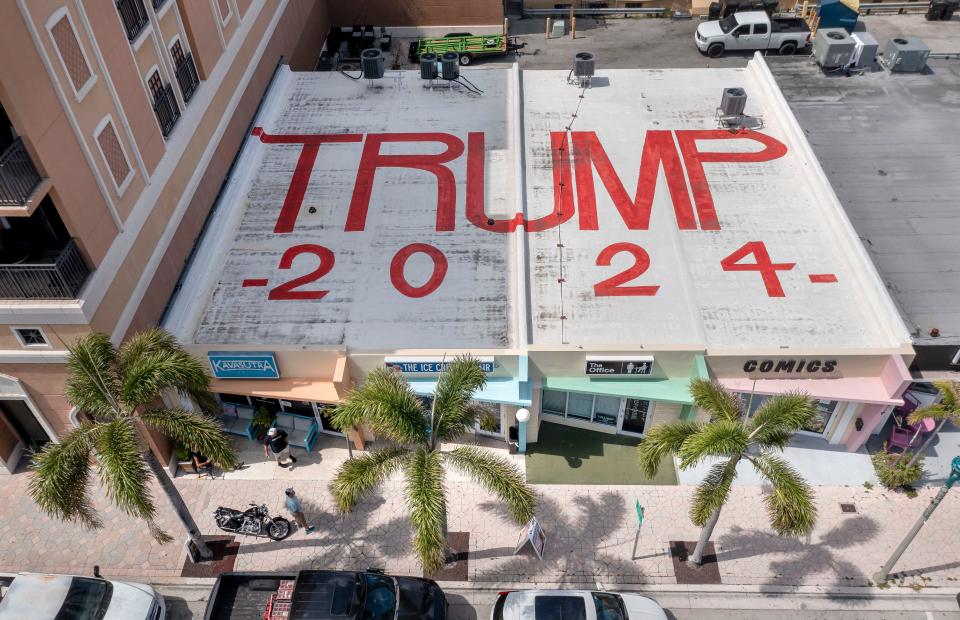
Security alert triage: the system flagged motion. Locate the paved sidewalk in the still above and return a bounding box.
[1,447,958,592]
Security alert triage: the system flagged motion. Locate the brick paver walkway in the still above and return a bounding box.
[1,451,958,589]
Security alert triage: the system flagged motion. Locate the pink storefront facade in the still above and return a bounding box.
[709,351,913,452]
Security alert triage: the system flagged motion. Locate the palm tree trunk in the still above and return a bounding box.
[689,505,723,566]
[144,449,213,560]
[905,417,949,469]
[441,506,458,564]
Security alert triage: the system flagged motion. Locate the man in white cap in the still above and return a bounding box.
[263,426,296,468]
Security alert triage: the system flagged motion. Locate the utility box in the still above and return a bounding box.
[419,52,438,80]
[440,51,459,80]
[361,48,384,79]
[881,37,930,73]
[850,31,879,68]
[814,28,855,68]
[720,87,747,116]
[552,19,566,37]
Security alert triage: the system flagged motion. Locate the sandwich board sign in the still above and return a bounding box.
[514,517,547,560]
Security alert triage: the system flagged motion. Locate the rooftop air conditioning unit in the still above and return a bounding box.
[720,87,747,117]
[813,28,855,68]
[420,52,438,80]
[361,48,384,79]
[850,31,879,68]
[440,51,459,80]
[572,51,596,87]
[881,37,929,72]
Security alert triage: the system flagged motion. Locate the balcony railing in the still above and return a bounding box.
[174,52,200,105]
[0,239,91,300]
[116,0,149,42]
[152,83,181,138]
[0,138,43,207]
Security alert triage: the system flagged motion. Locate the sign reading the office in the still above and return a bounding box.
[385,357,495,374]
[208,351,280,379]
[743,358,839,377]
[585,355,654,377]
[514,517,547,560]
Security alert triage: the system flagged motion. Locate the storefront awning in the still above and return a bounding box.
[408,378,531,406]
[719,377,904,407]
[543,377,695,405]
[209,378,342,404]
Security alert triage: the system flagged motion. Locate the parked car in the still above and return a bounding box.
[204,570,447,620]
[695,10,811,57]
[0,572,165,620]
[492,589,668,620]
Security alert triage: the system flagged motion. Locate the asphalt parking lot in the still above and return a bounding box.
[391,14,960,71]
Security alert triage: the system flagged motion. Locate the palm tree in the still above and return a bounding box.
[637,379,818,566]
[330,356,535,574]
[903,381,959,469]
[28,329,236,559]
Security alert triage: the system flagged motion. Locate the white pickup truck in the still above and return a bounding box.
[695,11,811,58]
[0,572,165,620]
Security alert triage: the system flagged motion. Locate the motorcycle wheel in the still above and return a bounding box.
[267,518,291,541]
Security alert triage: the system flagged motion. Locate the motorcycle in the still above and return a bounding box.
[214,503,291,540]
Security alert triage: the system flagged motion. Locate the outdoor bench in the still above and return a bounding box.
[274,411,319,452]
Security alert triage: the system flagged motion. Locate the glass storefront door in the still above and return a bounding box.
[314,403,343,436]
[621,399,650,435]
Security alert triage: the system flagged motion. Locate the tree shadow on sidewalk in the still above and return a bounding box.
[232,493,412,567]
[470,491,650,585]
[715,515,880,602]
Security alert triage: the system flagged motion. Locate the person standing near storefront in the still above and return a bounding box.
[263,426,297,468]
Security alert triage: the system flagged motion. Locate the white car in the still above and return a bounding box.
[0,572,165,620]
[492,589,668,620]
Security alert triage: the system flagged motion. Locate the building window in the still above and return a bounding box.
[147,70,180,137]
[541,389,619,427]
[115,0,150,42]
[48,10,95,99]
[737,392,838,436]
[94,119,131,191]
[473,400,502,436]
[12,327,49,348]
[170,40,200,104]
[951,348,960,366]
[152,0,168,10]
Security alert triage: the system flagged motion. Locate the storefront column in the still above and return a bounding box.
[516,408,529,453]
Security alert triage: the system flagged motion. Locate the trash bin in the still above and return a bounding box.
[709,1,722,19]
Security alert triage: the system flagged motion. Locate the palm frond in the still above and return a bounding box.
[906,404,950,427]
[65,333,121,419]
[337,369,428,444]
[332,446,410,513]
[406,447,447,574]
[432,356,487,442]
[92,418,157,523]
[689,379,744,423]
[933,380,958,413]
[748,452,817,536]
[636,421,702,478]
[120,352,210,410]
[749,392,815,446]
[444,446,534,523]
[139,408,237,469]
[689,457,738,527]
[677,420,749,470]
[28,426,101,529]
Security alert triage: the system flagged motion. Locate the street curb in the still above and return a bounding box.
[151,577,958,598]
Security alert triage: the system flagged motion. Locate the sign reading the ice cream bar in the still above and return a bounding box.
[585,356,654,376]
[385,357,496,374]
[208,351,280,379]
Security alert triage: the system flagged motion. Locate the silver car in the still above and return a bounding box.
[492,589,668,620]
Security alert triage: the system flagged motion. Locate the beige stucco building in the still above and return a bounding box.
[0,0,340,474]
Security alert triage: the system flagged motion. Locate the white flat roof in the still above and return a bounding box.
[165,58,910,354]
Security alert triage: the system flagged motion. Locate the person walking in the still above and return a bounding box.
[263,426,297,468]
[285,488,316,534]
